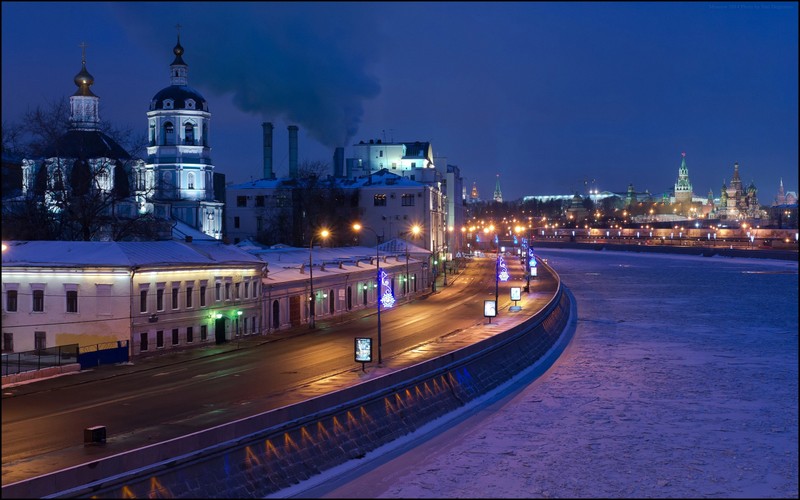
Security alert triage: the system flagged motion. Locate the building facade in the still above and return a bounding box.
[718,162,763,221]
[133,34,224,239]
[1,240,264,356]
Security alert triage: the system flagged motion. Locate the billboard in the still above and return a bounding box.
[354,337,373,363]
[484,300,497,317]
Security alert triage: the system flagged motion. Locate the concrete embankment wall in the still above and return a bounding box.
[4,268,572,499]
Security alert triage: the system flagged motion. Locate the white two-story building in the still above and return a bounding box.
[2,240,264,357]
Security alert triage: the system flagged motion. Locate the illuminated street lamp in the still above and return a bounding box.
[443,226,454,286]
[308,228,330,329]
[406,224,421,297]
[353,222,393,365]
[460,226,466,267]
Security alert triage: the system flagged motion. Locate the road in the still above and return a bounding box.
[2,255,559,486]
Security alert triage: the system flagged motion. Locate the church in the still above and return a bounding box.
[15,34,223,241]
[133,32,223,239]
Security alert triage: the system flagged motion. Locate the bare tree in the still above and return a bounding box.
[291,160,359,247]
[19,98,71,158]
[1,100,159,241]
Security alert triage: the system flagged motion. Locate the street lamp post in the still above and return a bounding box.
[353,223,384,365]
[308,229,330,329]
[486,225,499,306]
[495,250,500,306]
[443,226,452,286]
[406,225,421,298]
[459,226,466,271]
[432,236,437,292]
[524,227,533,293]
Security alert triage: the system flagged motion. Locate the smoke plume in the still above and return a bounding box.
[114,3,381,149]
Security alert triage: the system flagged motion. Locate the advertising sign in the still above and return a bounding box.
[355,337,372,363]
[510,287,521,301]
[484,300,497,317]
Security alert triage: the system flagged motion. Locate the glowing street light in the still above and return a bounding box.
[308,228,330,329]
[406,224,421,297]
[353,222,393,365]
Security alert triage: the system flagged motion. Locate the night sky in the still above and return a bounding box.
[2,2,797,202]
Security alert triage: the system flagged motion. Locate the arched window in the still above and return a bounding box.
[164,122,174,145]
[187,172,195,189]
[184,123,195,145]
[97,167,109,191]
[149,123,156,146]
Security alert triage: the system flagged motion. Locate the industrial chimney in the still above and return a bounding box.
[333,147,344,178]
[288,125,298,179]
[262,122,275,180]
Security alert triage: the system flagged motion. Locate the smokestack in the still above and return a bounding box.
[288,125,298,178]
[262,122,274,180]
[333,147,344,177]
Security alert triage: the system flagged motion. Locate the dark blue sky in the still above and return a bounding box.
[2,2,797,202]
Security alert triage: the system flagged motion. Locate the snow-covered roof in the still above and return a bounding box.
[171,219,217,242]
[1,240,263,269]
[378,238,430,255]
[244,244,423,286]
[227,169,426,191]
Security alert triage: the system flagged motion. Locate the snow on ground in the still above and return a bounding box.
[279,249,798,498]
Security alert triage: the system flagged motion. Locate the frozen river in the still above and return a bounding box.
[275,248,798,499]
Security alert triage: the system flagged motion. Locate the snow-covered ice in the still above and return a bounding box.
[278,248,798,498]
